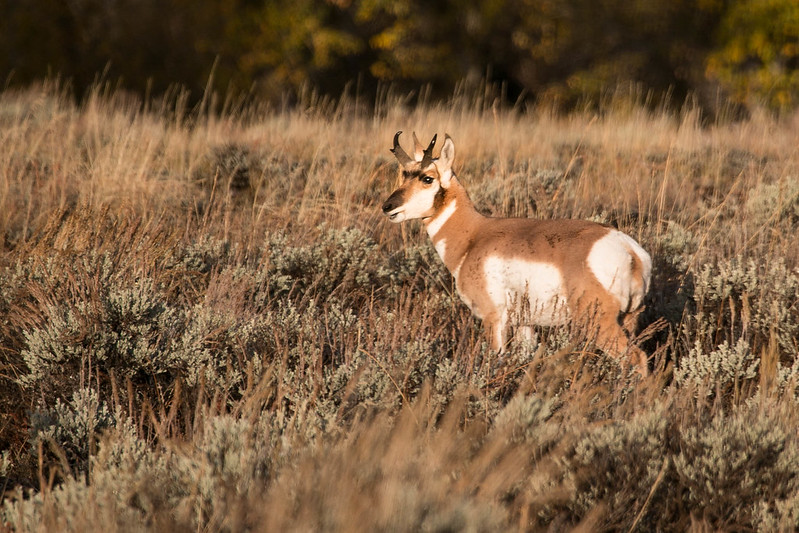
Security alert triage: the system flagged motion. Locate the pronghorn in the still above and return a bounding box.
[381,132,652,375]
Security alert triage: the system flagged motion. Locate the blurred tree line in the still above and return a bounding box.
[1,0,798,112]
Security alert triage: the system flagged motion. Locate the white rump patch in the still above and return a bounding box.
[482,256,569,326]
[587,230,651,311]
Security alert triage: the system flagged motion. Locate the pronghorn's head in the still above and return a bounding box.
[381,131,455,223]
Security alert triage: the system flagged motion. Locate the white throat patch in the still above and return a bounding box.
[426,199,457,239]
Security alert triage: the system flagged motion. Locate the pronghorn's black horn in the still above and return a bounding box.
[390,131,414,167]
[420,134,437,169]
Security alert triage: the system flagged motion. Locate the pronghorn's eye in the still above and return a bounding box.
[421,175,435,185]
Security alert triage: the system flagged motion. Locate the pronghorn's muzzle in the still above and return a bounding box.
[382,190,405,221]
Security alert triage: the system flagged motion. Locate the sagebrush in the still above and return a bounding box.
[1,83,798,531]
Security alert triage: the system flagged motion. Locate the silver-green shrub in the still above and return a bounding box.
[562,408,669,528]
[674,338,759,395]
[774,356,799,403]
[5,410,280,532]
[177,235,235,275]
[492,392,554,445]
[658,220,697,272]
[468,159,572,218]
[169,413,275,526]
[674,408,799,528]
[0,451,10,477]
[754,492,799,532]
[689,257,799,366]
[169,304,262,390]
[13,249,181,393]
[265,226,384,298]
[28,387,115,476]
[745,178,799,228]
[6,415,163,532]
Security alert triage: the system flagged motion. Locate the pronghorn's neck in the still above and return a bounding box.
[423,176,484,277]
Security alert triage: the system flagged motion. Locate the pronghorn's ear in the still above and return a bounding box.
[436,134,455,188]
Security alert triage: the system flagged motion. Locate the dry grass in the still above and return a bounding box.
[1,81,799,531]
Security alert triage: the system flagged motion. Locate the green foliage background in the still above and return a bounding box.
[2,0,799,111]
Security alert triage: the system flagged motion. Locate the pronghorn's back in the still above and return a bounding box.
[457,216,651,315]
[382,132,653,375]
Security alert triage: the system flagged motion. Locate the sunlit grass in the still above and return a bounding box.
[1,82,798,531]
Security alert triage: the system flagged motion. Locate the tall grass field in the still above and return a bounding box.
[1,81,799,531]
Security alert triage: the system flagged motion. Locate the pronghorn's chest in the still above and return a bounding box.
[455,255,570,325]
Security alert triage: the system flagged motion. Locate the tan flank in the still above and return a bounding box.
[382,132,652,375]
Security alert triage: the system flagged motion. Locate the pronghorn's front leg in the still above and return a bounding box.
[484,308,510,352]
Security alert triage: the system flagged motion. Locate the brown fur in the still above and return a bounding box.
[383,133,651,375]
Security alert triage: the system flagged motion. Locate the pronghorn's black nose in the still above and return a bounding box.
[383,190,404,214]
